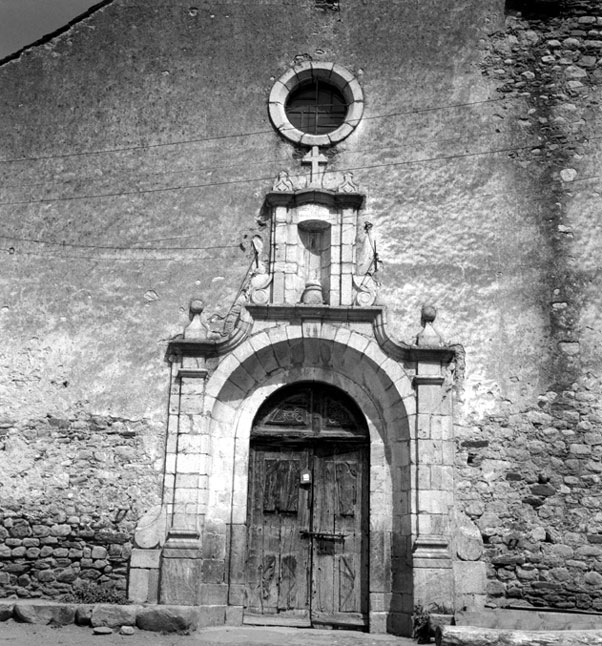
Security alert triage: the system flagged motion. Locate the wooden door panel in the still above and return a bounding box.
[311,445,368,626]
[245,446,310,619]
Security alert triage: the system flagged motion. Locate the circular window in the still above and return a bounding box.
[269,62,364,146]
[285,79,348,135]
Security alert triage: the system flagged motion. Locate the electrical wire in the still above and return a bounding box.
[0,140,554,207]
[0,97,507,165]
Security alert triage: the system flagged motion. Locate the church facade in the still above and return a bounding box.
[1,0,602,636]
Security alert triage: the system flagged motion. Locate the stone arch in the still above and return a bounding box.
[201,325,415,631]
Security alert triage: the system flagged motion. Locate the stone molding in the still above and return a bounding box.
[168,304,457,368]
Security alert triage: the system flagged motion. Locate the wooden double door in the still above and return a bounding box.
[244,384,369,629]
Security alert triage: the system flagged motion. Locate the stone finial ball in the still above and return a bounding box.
[189,298,204,315]
[421,304,437,323]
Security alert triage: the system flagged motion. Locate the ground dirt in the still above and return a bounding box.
[0,621,415,646]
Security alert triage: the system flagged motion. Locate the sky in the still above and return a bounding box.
[0,0,100,59]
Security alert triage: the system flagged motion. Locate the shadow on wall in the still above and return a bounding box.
[505,0,562,18]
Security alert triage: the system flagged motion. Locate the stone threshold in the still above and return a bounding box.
[0,599,230,633]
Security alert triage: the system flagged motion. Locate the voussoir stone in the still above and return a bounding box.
[13,601,76,625]
[136,606,200,633]
[91,604,139,628]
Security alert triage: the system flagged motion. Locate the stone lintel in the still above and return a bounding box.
[246,303,383,324]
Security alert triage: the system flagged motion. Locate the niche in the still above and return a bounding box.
[298,220,331,305]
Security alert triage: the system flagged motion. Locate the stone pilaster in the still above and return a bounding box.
[412,323,455,609]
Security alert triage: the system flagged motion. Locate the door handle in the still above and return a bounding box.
[300,530,346,541]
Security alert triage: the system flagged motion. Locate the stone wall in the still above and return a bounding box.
[449,0,602,613]
[1,0,602,614]
[456,0,602,611]
[0,414,162,599]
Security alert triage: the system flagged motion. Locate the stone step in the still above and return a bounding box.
[456,608,602,631]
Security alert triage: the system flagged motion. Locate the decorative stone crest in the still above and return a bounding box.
[337,172,359,193]
[272,170,295,192]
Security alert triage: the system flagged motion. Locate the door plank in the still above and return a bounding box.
[245,446,310,619]
[311,444,368,623]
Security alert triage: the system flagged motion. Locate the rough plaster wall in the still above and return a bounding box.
[0,0,601,607]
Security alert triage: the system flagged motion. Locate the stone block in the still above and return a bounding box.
[75,605,94,626]
[369,530,388,592]
[418,489,451,515]
[176,453,203,474]
[369,593,392,612]
[228,584,246,606]
[198,583,228,606]
[14,602,76,625]
[130,548,161,569]
[179,394,205,415]
[201,531,226,560]
[387,611,412,637]
[197,605,226,627]
[413,567,454,609]
[0,601,14,621]
[91,604,138,628]
[160,558,202,605]
[417,383,445,414]
[174,487,200,504]
[148,568,160,604]
[417,439,443,465]
[225,605,243,626]
[129,568,150,604]
[454,560,486,595]
[136,605,200,633]
[201,558,225,583]
[369,611,388,634]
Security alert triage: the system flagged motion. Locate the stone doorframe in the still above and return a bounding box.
[128,304,457,636]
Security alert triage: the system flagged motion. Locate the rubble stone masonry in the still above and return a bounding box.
[465,0,602,611]
[0,415,162,599]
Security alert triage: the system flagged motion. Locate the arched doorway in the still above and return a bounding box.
[244,382,369,629]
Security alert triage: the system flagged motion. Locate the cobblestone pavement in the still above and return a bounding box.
[1,621,416,646]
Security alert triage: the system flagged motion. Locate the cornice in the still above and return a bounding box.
[264,189,365,210]
[168,303,457,365]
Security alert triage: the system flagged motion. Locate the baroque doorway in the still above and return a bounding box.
[244,382,369,629]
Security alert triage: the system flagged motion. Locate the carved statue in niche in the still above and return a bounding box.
[352,221,379,307]
[246,235,272,305]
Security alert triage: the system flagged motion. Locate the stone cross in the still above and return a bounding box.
[302,145,328,187]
